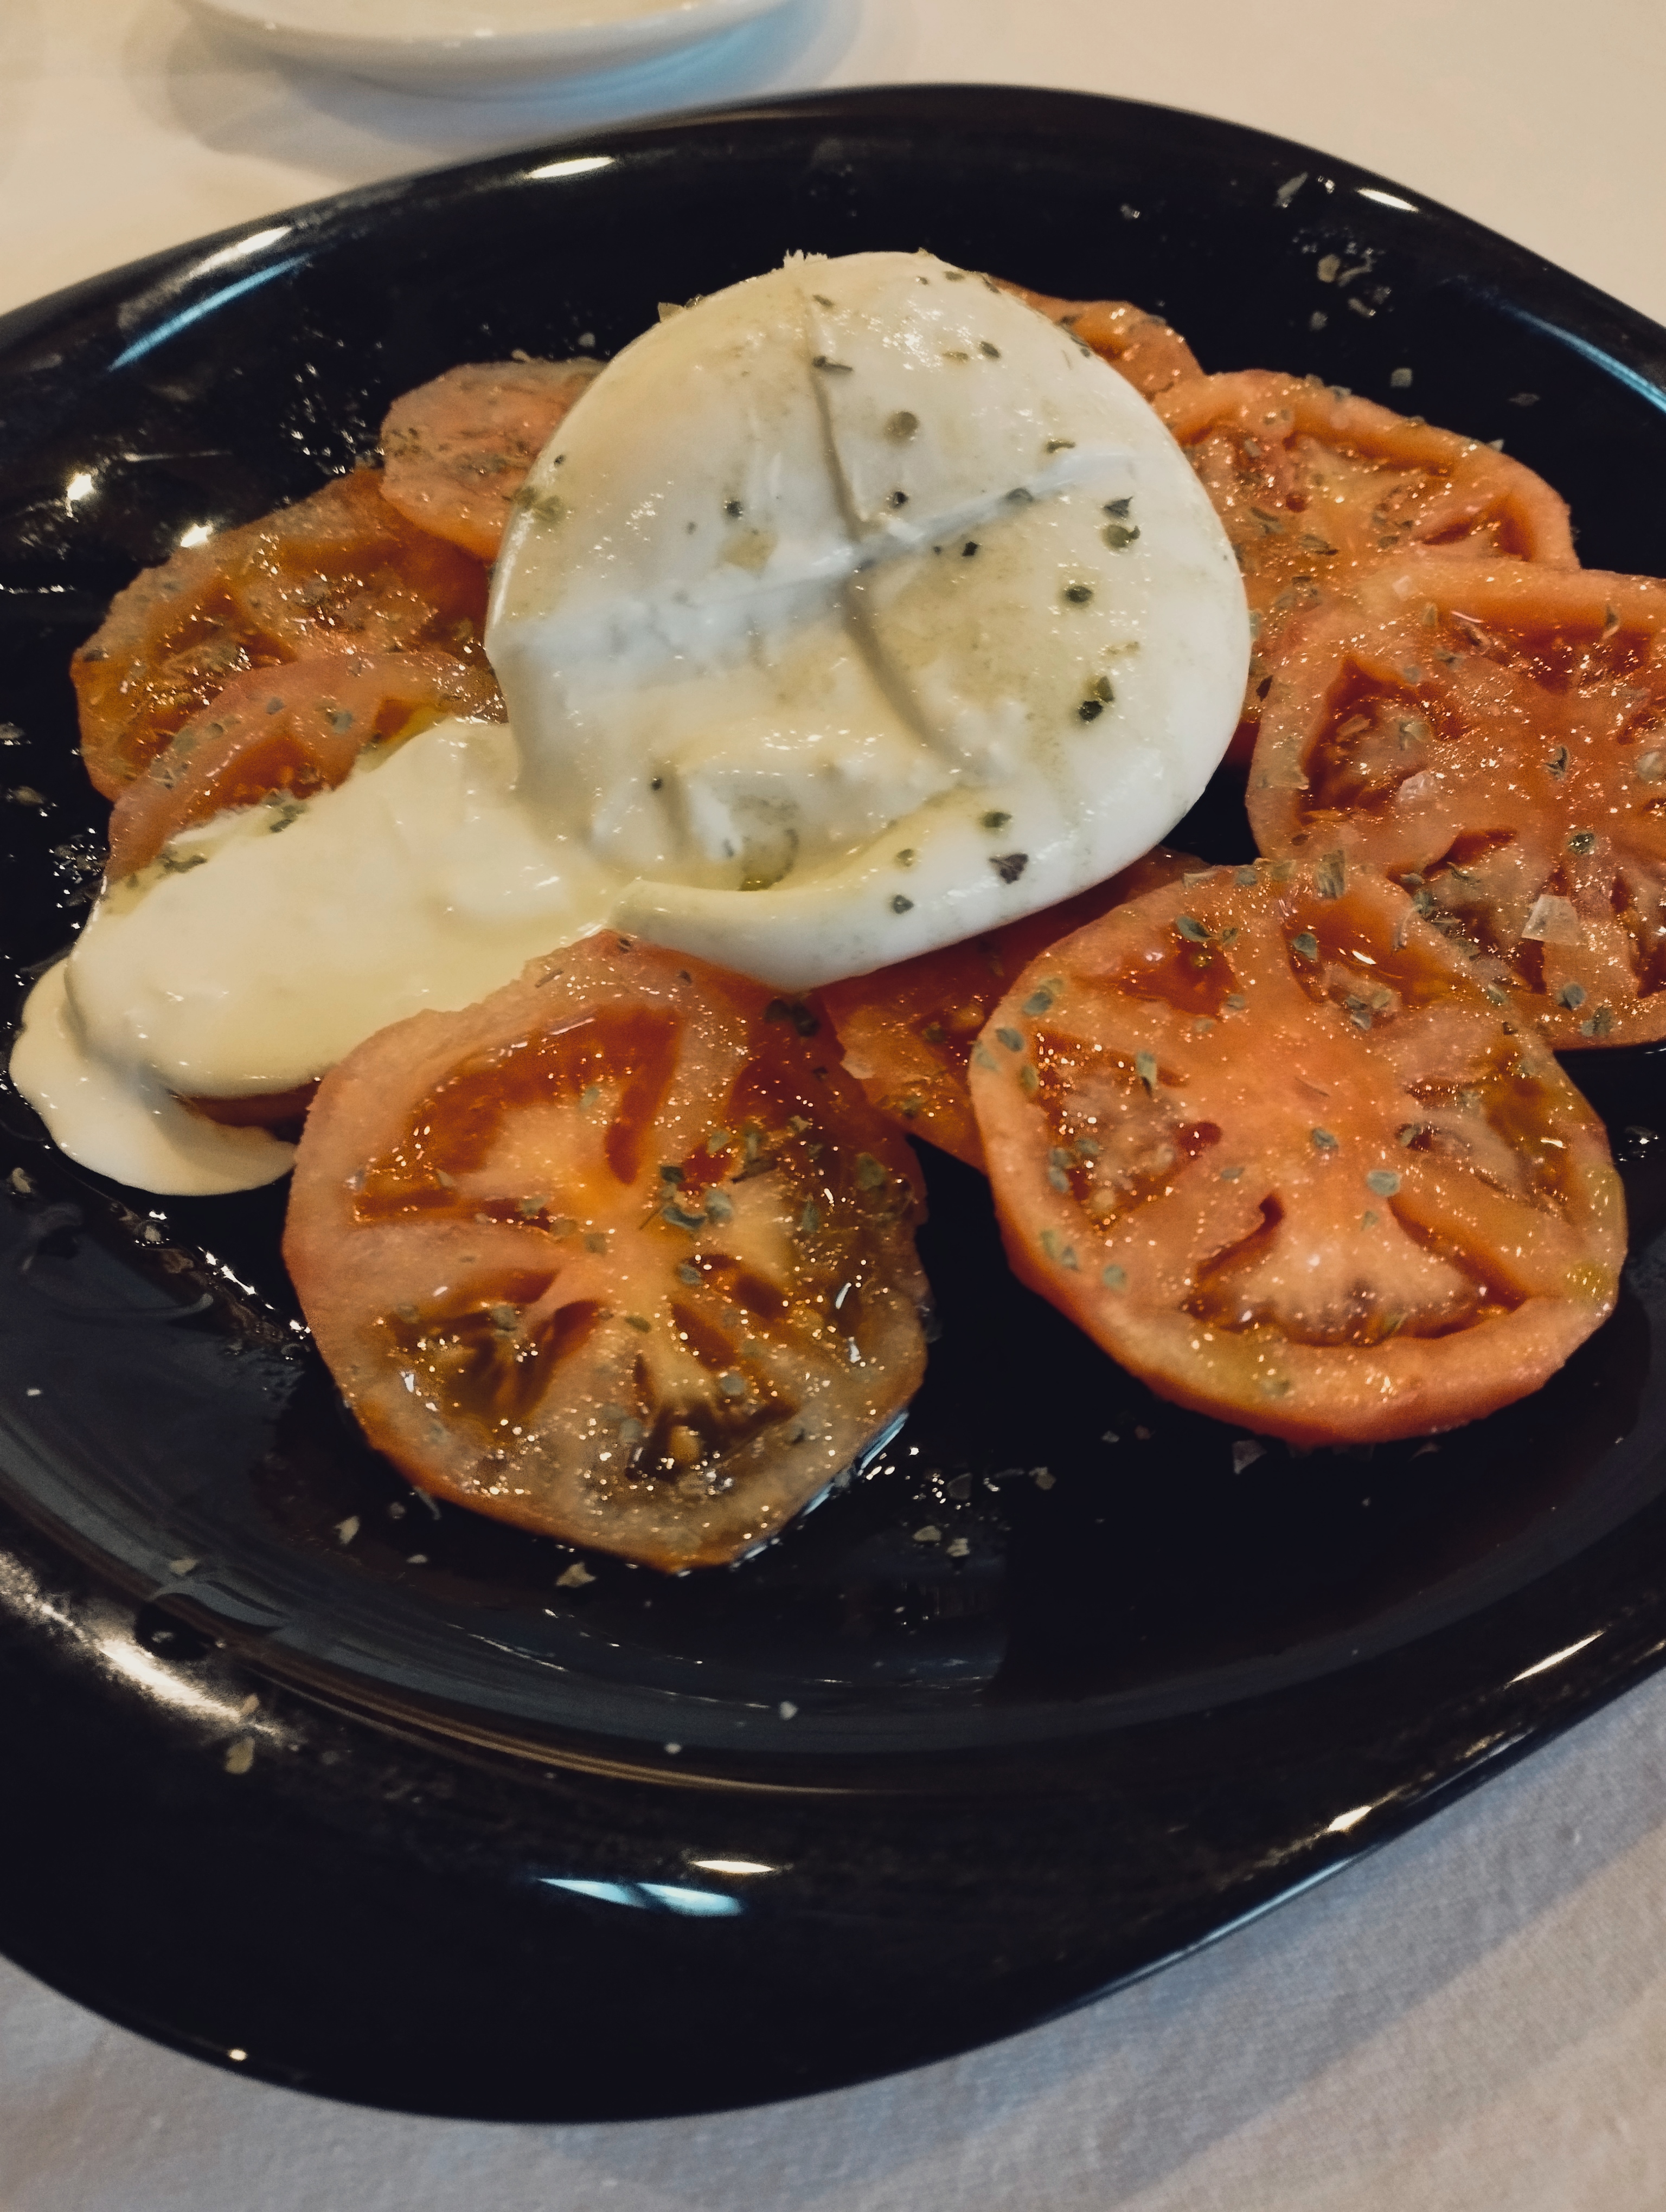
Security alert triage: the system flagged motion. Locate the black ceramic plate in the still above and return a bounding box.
[4,85,1666,2124]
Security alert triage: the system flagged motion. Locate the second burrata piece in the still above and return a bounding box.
[488,249,1248,989]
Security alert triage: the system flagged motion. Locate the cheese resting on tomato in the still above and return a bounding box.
[490,250,1248,987]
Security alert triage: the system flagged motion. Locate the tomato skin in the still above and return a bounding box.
[284,935,929,1571]
[822,849,1195,1169]
[105,647,501,879]
[1250,557,1666,1048]
[1156,372,1577,766]
[971,858,1623,1445]
[379,358,602,562]
[73,469,491,797]
[995,281,1203,400]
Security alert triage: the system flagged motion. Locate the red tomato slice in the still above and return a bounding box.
[379,358,603,562]
[996,280,1203,400]
[183,1081,319,1135]
[105,647,502,879]
[72,469,491,798]
[822,848,1195,1169]
[284,934,929,1571]
[970,858,1623,1445]
[1249,557,1666,1048]
[1155,372,1578,764]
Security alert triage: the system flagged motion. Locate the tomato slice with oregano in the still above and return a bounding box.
[996,280,1203,400]
[1249,556,1666,1047]
[105,647,501,879]
[284,934,929,1571]
[378,357,602,562]
[822,847,1195,1169]
[970,857,1623,1445]
[1155,372,1578,764]
[72,468,491,797]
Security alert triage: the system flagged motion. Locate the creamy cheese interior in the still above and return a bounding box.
[11,723,611,1194]
[11,250,1247,1196]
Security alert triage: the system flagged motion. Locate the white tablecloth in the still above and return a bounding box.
[5,4,1666,2203]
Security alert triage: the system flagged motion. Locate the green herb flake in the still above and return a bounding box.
[578,1083,603,1111]
[675,1263,702,1287]
[1219,1165,1245,1181]
[1135,1051,1158,1094]
[658,1162,685,1186]
[1567,830,1596,854]
[1548,745,1569,779]
[1176,915,1209,943]
[1556,982,1586,1010]
[891,894,914,914]
[1018,1064,1040,1096]
[981,810,1011,830]
[1365,1168,1400,1196]
[996,1026,1023,1052]
[662,1201,707,1232]
[1580,1005,1616,1038]
[799,1201,822,1236]
[1291,931,1319,963]
[1022,985,1056,1015]
[1103,522,1140,551]
[717,1371,747,1398]
[706,1128,732,1155]
[1314,850,1347,898]
[703,1188,735,1224]
[1077,697,1104,722]
[1101,1264,1128,1291]
[624,1314,652,1334]
[1063,584,1094,605]
[856,1154,888,1192]
[1311,1127,1339,1152]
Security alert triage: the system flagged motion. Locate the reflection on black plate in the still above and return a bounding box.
[3,87,1666,2121]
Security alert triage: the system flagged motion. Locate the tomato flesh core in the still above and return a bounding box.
[378,358,602,562]
[1156,373,1576,764]
[1250,558,1666,1046]
[972,859,1623,1444]
[823,849,1195,1169]
[284,938,928,1570]
[73,469,491,797]
[106,646,501,880]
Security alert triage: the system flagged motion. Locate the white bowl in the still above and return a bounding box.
[181,0,798,99]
